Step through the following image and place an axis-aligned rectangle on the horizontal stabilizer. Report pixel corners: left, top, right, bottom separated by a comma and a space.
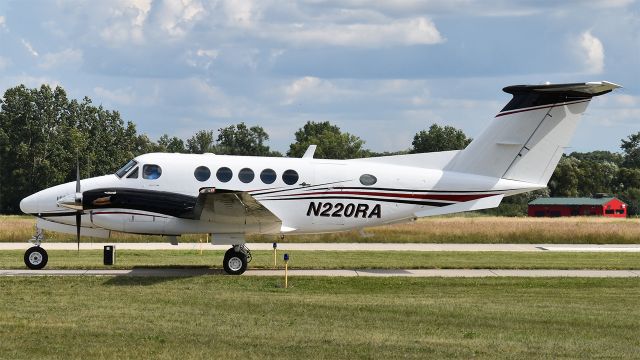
414, 195, 504, 218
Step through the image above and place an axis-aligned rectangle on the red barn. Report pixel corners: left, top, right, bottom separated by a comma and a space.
528, 197, 627, 218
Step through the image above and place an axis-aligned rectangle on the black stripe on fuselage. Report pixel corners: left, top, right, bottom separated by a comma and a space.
35, 211, 81, 218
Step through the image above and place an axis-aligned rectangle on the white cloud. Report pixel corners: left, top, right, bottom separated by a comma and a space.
39, 48, 83, 69
0, 15, 6, 30
21, 39, 39, 57
586, 0, 635, 8
613, 94, 640, 107
196, 49, 219, 58
99, 0, 152, 45
94, 86, 137, 105
578, 30, 605, 74
271, 17, 444, 47
185, 48, 219, 69
154, 0, 205, 38
224, 0, 259, 28
282, 76, 352, 105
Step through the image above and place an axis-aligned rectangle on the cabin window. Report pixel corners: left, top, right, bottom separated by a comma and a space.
194, 166, 211, 182
282, 169, 299, 185
115, 159, 138, 178
238, 168, 255, 183
605, 209, 615, 215
359, 174, 377, 186
216, 167, 233, 183
126, 167, 139, 179
260, 169, 277, 184
142, 164, 162, 180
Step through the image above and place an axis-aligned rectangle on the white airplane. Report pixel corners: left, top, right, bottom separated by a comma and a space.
19, 81, 620, 274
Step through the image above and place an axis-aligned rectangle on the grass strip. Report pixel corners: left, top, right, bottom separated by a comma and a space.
1, 250, 640, 270
0, 276, 638, 359
3, 215, 640, 244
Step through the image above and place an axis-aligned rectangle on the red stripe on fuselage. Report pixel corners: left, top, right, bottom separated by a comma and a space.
274, 191, 497, 202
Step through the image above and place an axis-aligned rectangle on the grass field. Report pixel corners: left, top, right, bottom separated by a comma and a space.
2, 215, 640, 244
0, 276, 638, 359
1, 250, 640, 270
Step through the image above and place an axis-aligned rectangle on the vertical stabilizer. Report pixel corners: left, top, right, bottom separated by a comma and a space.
445, 81, 620, 184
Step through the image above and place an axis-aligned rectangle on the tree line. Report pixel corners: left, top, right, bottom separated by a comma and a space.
1, 84, 638, 215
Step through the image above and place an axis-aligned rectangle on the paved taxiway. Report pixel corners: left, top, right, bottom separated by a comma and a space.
1, 269, 639, 278
2, 243, 640, 252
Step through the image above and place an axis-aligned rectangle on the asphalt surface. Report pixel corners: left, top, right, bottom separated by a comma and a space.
2, 242, 640, 252
1, 268, 639, 277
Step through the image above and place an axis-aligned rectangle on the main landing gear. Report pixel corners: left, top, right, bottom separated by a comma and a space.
25, 227, 48, 270
223, 244, 252, 275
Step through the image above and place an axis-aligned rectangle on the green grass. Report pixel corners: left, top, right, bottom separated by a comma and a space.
0, 276, 638, 359
1, 250, 640, 270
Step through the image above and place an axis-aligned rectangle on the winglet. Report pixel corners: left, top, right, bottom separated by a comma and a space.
302, 145, 317, 158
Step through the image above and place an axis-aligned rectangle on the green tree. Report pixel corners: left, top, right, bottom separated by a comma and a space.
0, 84, 146, 213
576, 159, 618, 196
616, 167, 640, 190
158, 134, 186, 153
287, 121, 366, 159
216, 122, 281, 156
548, 156, 581, 197
621, 132, 640, 168
186, 130, 216, 154
410, 124, 472, 153
569, 150, 623, 166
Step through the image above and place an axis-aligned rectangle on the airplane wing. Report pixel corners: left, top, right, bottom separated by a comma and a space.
192, 188, 282, 228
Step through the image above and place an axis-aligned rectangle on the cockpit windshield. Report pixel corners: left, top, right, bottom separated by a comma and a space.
115, 159, 138, 178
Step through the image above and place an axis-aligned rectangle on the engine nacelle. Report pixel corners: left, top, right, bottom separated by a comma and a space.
91, 210, 169, 234
90, 209, 281, 235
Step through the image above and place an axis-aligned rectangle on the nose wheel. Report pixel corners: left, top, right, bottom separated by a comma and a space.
24, 246, 48, 270
223, 245, 251, 275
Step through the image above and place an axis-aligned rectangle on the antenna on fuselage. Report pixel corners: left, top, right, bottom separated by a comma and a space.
302, 145, 317, 159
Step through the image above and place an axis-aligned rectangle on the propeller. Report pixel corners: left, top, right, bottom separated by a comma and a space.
75, 155, 81, 252
55, 154, 84, 251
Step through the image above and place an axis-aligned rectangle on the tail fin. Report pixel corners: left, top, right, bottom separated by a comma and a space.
445, 81, 620, 184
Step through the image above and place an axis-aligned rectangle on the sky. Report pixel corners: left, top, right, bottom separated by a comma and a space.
0, 0, 638, 154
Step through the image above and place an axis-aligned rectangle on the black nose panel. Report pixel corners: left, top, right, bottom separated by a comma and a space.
82, 188, 197, 218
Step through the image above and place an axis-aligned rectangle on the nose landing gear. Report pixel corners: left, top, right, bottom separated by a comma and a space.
24, 246, 48, 270
25, 227, 48, 270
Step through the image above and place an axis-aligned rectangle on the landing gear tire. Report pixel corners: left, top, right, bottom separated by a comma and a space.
24, 246, 48, 270
223, 247, 248, 275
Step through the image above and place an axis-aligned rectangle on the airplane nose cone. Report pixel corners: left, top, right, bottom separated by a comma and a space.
19, 194, 39, 214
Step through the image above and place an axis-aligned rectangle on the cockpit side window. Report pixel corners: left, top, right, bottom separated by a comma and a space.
115, 160, 138, 178
126, 167, 139, 179
143, 164, 162, 180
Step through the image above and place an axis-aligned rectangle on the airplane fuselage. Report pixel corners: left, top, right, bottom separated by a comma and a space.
19, 153, 536, 237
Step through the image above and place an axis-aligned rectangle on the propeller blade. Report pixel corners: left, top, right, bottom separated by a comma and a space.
76, 154, 81, 193
76, 212, 81, 252
75, 153, 81, 252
